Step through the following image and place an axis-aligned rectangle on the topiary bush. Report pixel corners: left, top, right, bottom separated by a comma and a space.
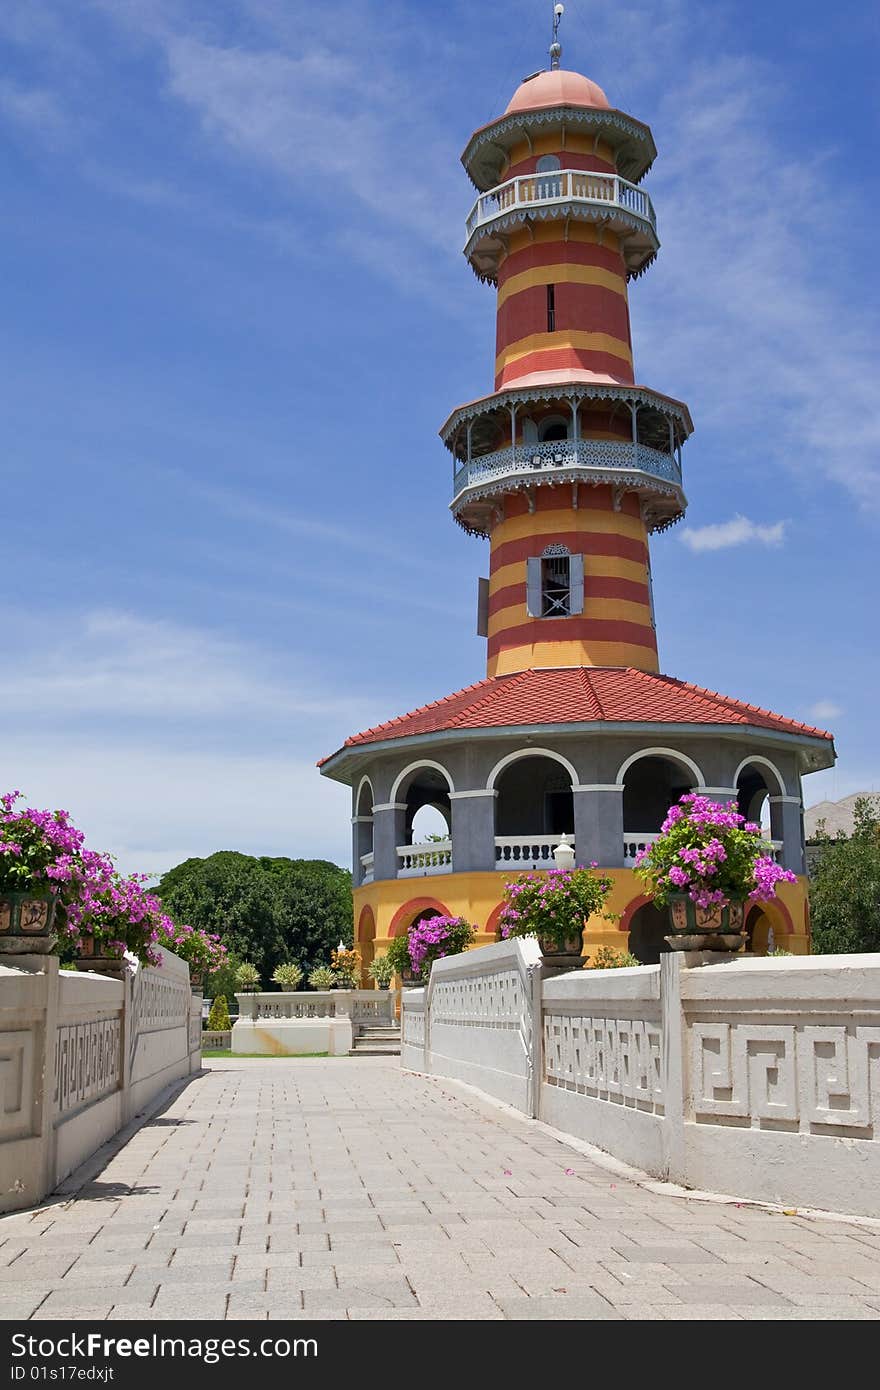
207, 995, 231, 1030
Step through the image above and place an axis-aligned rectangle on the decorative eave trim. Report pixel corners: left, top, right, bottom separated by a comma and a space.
464, 203, 658, 284
461, 105, 657, 190
319, 721, 836, 785
439, 382, 694, 443
450, 467, 686, 537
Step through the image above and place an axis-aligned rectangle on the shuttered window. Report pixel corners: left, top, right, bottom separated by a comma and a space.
525, 554, 584, 618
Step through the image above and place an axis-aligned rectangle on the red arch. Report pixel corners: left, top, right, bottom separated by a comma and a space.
619, 893, 654, 935
388, 897, 452, 938
485, 901, 507, 939
357, 905, 376, 944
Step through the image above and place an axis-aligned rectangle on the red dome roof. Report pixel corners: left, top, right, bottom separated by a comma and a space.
505, 68, 610, 115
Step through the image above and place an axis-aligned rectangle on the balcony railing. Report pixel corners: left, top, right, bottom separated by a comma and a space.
360, 852, 374, 885
465, 169, 656, 244
397, 841, 453, 878
495, 836, 570, 870
453, 439, 681, 503
622, 832, 659, 866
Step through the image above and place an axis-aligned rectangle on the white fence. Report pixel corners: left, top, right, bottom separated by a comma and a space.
0, 948, 201, 1214
402, 949, 880, 1219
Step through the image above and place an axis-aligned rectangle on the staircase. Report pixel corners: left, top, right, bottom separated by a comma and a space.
350, 1023, 401, 1057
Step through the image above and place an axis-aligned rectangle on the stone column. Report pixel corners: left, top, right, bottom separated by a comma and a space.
573, 785, 624, 867
371, 803, 407, 882
450, 790, 497, 873
694, 786, 739, 807
351, 816, 372, 886
769, 796, 805, 875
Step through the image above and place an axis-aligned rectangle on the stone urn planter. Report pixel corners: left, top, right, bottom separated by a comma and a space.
537, 934, 587, 971
0, 889, 59, 955
73, 935, 127, 978
189, 968, 205, 994
664, 894, 745, 953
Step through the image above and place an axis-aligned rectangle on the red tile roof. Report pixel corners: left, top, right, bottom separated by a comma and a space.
319, 667, 833, 765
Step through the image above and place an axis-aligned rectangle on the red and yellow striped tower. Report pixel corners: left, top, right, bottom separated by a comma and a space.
441, 58, 692, 677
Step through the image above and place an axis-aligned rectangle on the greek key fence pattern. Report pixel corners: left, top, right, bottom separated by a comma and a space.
54, 1017, 122, 1118
691, 1021, 880, 1136
544, 1013, 664, 1113
432, 970, 530, 1037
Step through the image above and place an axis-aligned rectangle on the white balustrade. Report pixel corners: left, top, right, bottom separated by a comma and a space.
396, 841, 453, 877
622, 832, 659, 866
360, 851, 374, 884
453, 439, 681, 502
494, 836, 571, 870
465, 168, 656, 242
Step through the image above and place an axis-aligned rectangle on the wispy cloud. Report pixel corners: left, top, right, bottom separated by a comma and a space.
0, 78, 70, 147
807, 700, 843, 723
680, 515, 787, 552
0, 607, 376, 727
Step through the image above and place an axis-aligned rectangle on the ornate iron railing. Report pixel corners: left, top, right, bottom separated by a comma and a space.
453, 439, 681, 501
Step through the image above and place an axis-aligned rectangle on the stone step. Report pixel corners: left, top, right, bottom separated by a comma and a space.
350, 1046, 401, 1056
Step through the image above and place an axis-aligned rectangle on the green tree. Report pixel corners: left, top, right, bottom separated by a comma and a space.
156, 852, 352, 982
810, 796, 880, 954
207, 995, 231, 1030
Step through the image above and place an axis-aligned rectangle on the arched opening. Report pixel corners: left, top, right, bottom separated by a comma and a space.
357, 905, 376, 984
535, 153, 562, 198
494, 752, 574, 870
627, 901, 671, 965
622, 753, 696, 866
538, 414, 570, 443
392, 763, 454, 878
355, 779, 374, 884
736, 760, 779, 856
745, 904, 773, 956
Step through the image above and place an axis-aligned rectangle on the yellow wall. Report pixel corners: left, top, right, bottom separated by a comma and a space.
354, 869, 812, 980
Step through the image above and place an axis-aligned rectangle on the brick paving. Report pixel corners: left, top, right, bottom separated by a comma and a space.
2, 1057, 880, 1321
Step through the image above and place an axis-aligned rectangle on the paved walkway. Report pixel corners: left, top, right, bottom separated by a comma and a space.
3, 1058, 880, 1321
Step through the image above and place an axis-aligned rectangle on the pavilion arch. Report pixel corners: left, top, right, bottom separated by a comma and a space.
615, 746, 704, 788
355, 776, 375, 816
732, 755, 787, 798
356, 905, 376, 981
388, 897, 453, 938
389, 759, 455, 804
354, 777, 374, 874
486, 747, 579, 791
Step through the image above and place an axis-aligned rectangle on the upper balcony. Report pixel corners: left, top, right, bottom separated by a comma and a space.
464, 169, 659, 282
452, 438, 685, 537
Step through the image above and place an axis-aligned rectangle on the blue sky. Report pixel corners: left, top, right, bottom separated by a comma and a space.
2, 0, 878, 875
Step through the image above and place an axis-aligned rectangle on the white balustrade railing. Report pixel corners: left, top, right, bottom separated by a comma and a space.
495, 836, 571, 870
465, 168, 656, 242
396, 841, 453, 877
453, 439, 681, 501
360, 851, 374, 884
622, 832, 660, 866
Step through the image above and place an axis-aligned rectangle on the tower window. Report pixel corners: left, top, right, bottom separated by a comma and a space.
547, 284, 556, 332
541, 553, 570, 615
526, 550, 584, 618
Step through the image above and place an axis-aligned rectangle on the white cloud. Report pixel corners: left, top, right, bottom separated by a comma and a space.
0, 78, 70, 146
3, 735, 351, 877
679, 515, 787, 552
0, 607, 378, 728
807, 700, 843, 723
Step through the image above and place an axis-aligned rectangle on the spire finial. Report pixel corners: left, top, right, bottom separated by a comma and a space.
550, 3, 564, 70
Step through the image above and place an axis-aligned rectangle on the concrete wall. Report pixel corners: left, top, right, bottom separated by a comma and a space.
0, 949, 201, 1214
403, 948, 880, 1219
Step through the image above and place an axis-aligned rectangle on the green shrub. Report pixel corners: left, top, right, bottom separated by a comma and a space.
590, 946, 640, 970
308, 965, 335, 990
272, 962, 304, 990
207, 995, 231, 1030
